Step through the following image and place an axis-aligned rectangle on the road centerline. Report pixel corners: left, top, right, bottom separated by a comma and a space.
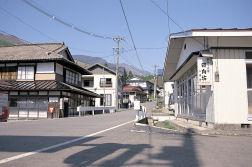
0, 120, 134, 165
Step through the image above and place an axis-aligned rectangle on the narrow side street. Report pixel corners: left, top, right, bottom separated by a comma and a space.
1, 105, 252, 167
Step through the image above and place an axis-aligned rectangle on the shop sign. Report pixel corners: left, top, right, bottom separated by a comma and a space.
197, 57, 213, 85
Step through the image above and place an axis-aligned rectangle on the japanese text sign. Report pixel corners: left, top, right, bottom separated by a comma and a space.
197, 57, 213, 85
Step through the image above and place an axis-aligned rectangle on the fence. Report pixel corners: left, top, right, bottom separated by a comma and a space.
77, 106, 115, 117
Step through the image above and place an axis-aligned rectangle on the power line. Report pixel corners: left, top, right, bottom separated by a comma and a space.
119, 0, 144, 71
0, 6, 58, 42
22, 0, 113, 40
0, 7, 113, 55
123, 47, 167, 53
0, 28, 64, 55
150, 0, 185, 32
150, 0, 204, 47
150, 0, 184, 32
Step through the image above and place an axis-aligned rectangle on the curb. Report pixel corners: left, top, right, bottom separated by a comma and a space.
166, 120, 252, 137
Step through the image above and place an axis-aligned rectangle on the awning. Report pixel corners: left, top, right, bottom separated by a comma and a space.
169, 52, 199, 80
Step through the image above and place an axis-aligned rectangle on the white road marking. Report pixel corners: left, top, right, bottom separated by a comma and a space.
0, 120, 134, 164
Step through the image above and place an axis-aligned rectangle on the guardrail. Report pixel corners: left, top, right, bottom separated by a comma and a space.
77, 106, 116, 117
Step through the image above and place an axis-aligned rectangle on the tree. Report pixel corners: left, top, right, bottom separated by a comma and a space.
122, 68, 128, 86
104, 62, 108, 67
128, 70, 133, 79
123, 68, 128, 80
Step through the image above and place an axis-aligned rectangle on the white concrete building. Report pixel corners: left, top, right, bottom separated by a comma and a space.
163, 28, 252, 127
82, 63, 122, 108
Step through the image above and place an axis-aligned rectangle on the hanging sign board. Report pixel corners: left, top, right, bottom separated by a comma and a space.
197, 57, 213, 85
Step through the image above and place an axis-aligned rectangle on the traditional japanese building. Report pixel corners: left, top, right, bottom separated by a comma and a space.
163, 28, 252, 127
0, 43, 100, 119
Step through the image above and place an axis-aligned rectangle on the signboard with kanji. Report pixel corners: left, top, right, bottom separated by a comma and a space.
197, 57, 213, 85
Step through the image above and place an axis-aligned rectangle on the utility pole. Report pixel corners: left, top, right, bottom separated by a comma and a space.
103, 67, 105, 114
113, 37, 123, 111
154, 65, 158, 107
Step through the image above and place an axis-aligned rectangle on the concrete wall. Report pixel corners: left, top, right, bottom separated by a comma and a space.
83, 74, 117, 107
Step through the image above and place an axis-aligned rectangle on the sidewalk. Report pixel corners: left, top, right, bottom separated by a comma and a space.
167, 119, 252, 136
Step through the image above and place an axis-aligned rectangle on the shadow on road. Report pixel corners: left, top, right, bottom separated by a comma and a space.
64, 143, 151, 166
63, 129, 200, 167
150, 128, 200, 167
0, 135, 100, 153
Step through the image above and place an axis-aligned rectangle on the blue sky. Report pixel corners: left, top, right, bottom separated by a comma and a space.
0, 0, 252, 73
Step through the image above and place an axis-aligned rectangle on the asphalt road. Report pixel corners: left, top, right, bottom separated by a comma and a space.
0, 107, 252, 167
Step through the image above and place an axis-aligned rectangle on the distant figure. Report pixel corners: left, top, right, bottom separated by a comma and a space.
128, 100, 131, 108
134, 98, 140, 121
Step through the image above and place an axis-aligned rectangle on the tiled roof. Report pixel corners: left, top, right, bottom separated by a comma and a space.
123, 85, 145, 93
0, 43, 66, 61
190, 28, 252, 32
75, 60, 91, 69
0, 80, 101, 97
87, 63, 116, 75
0, 43, 92, 75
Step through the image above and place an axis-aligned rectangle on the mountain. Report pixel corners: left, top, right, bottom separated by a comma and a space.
72, 55, 151, 76
0, 33, 25, 45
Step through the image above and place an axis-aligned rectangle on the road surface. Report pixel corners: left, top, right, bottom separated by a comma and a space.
0, 107, 252, 167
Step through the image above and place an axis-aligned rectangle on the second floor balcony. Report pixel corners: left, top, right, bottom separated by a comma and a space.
100, 78, 112, 88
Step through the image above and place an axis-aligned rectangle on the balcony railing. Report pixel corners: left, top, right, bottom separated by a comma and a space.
100, 83, 112, 87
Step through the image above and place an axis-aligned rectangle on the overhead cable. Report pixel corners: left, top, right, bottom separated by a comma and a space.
0, 29, 114, 60
150, 0, 204, 46
22, 0, 113, 40
0, 7, 114, 55
119, 0, 144, 71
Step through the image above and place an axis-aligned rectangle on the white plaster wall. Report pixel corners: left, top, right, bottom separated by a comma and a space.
164, 81, 174, 108
176, 38, 204, 69
212, 49, 249, 124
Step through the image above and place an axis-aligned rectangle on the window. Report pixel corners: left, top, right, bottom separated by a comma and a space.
247, 64, 252, 88
246, 64, 252, 119
246, 51, 252, 59
83, 80, 93, 87
17, 66, 34, 80
83, 77, 94, 87
100, 78, 112, 87
0, 66, 17, 80
65, 69, 79, 85
100, 94, 112, 106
